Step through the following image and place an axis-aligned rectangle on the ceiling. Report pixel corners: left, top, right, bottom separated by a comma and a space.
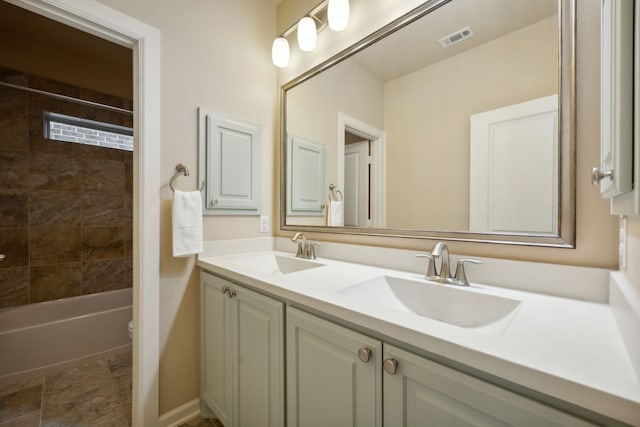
353, 0, 558, 82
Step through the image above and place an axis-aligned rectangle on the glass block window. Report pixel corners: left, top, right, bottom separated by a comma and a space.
44, 112, 133, 151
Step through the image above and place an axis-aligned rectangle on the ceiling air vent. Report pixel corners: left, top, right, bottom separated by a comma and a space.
438, 26, 474, 48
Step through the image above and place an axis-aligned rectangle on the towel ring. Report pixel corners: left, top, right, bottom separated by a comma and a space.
329, 184, 343, 201
170, 163, 204, 192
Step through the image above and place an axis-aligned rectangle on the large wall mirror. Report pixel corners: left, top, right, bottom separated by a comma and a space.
281, 0, 575, 247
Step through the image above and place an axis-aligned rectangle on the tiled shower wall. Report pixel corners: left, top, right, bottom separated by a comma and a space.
0, 67, 133, 309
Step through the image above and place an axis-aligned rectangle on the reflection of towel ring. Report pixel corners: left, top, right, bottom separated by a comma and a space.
329, 184, 343, 201
170, 163, 205, 192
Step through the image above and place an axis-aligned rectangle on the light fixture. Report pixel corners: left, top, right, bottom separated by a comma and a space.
328, 0, 350, 32
272, 37, 290, 68
297, 16, 317, 52
271, 0, 351, 68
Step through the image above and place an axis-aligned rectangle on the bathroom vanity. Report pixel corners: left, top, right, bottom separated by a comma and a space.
197, 239, 639, 427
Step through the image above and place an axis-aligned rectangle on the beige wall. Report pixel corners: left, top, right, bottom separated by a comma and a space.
287, 60, 384, 225
92, 0, 277, 414
384, 17, 557, 230
276, 0, 619, 270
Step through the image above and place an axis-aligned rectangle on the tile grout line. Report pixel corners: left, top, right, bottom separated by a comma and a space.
38, 375, 44, 427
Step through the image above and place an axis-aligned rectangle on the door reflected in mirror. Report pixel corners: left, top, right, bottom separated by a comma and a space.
283, 0, 575, 246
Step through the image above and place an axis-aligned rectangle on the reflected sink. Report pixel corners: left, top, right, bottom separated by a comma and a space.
229, 253, 325, 275
339, 276, 521, 328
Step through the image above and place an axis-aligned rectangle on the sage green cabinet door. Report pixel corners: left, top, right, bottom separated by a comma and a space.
232, 284, 284, 427
286, 307, 382, 427
200, 272, 233, 426
200, 272, 284, 427
383, 344, 596, 427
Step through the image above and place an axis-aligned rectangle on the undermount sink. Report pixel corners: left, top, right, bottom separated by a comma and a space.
229, 253, 325, 275
339, 275, 521, 328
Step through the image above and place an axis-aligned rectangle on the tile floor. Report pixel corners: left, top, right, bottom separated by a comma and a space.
0, 350, 131, 426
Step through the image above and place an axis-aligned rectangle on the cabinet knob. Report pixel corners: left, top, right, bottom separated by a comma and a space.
229, 289, 237, 298
383, 358, 399, 375
591, 167, 614, 185
221, 286, 230, 295
357, 347, 372, 363
0, 254, 5, 262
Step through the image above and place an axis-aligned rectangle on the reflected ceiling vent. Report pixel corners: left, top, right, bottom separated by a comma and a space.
438, 26, 474, 48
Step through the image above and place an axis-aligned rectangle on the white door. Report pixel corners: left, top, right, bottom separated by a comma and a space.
344, 141, 370, 227
470, 95, 558, 234
286, 307, 382, 427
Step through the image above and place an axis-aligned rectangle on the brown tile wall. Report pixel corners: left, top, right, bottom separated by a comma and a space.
0, 67, 133, 308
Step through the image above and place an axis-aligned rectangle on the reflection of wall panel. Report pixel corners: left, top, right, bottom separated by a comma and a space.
384, 16, 558, 231
287, 135, 325, 216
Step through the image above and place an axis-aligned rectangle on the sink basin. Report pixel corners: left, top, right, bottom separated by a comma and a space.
339, 276, 521, 328
229, 254, 325, 275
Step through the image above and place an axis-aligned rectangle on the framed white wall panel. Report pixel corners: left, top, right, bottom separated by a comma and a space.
286, 135, 325, 216
610, 0, 640, 215
600, 0, 633, 200
198, 108, 262, 215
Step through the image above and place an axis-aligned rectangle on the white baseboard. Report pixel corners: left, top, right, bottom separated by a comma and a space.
158, 398, 200, 427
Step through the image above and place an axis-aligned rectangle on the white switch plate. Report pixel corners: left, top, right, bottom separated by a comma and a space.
260, 215, 269, 233
620, 215, 628, 270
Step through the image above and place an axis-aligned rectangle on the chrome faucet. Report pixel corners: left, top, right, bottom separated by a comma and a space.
431, 241, 451, 281
291, 232, 318, 259
416, 241, 482, 286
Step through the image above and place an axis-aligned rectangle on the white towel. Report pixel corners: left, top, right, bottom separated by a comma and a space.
172, 190, 203, 257
327, 199, 344, 227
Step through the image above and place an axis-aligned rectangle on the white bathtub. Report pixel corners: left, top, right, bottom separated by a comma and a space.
0, 288, 132, 387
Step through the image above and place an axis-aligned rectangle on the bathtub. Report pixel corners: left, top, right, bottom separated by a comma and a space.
0, 288, 132, 387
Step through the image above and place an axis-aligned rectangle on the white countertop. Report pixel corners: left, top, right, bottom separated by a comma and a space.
197, 243, 640, 426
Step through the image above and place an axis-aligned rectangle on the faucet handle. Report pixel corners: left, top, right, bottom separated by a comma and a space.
307, 242, 320, 259
453, 258, 483, 286
415, 253, 437, 277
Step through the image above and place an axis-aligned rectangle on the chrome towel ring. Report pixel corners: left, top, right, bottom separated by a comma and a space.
329, 184, 343, 201
170, 163, 204, 192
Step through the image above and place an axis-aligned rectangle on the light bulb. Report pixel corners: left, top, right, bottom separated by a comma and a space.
272, 37, 289, 68
328, 0, 350, 32
297, 16, 317, 52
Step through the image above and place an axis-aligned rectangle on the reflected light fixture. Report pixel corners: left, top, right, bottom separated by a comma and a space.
328, 0, 350, 32
297, 16, 317, 52
271, 0, 350, 68
272, 37, 290, 68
